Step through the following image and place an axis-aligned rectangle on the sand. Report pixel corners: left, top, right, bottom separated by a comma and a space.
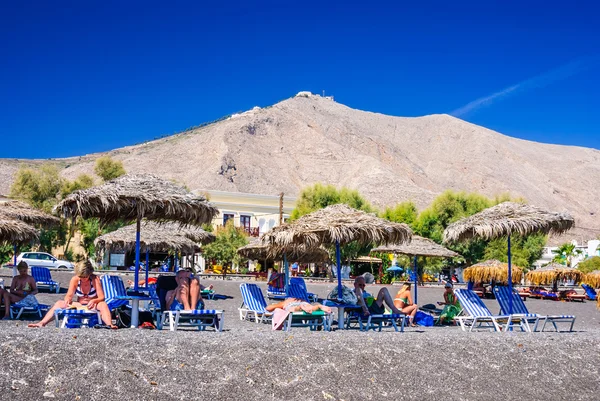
1, 269, 599, 400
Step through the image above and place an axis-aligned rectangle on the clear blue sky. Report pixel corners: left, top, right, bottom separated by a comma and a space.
1, 1, 598, 158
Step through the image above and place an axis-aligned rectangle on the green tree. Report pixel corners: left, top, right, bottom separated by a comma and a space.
483, 234, 546, 269
94, 156, 126, 182
290, 183, 373, 220
10, 164, 63, 212
202, 221, 249, 275
380, 201, 418, 225
551, 243, 583, 267
577, 256, 600, 274
60, 174, 95, 198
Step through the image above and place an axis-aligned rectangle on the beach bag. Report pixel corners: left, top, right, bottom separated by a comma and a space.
414, 311, 434, 327
327, 285, 358, 304
114, 307, 154, 329
15, 294, 39, 308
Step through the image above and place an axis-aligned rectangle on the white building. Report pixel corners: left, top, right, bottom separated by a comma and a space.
535, 239, 600, 268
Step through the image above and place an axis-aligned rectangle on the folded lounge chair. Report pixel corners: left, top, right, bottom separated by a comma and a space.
494, 286, 575, 332
454, 289, 530, 332
31, 266, 60, 293
581, 284, 597, 301
239, 283, 274, 324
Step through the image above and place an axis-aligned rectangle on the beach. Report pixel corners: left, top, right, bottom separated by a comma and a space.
1, 270, 599, 401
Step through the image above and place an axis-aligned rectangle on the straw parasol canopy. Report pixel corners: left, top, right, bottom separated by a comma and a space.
443, 202, 575, 243
371, 235, 460, 258
262, 204, 412, 249
463, 260, 524, 284
0, 200, 60, 227
525, 262, 583, 285
142, 221, 216, 245
0, 218, 39, 245
237, 240, 331, 264
583, 270, 600, 289
54, 173, 219, 225
94, 222, 205, 255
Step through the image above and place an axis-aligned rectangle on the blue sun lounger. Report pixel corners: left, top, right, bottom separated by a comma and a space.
10, 301, 49, 320
494, 286, 575, 332
454, 289, 530, 332
31, 266, 60, 293
581, 284, 597, 301
238, 283, 273, 324
289, 277, 318, 302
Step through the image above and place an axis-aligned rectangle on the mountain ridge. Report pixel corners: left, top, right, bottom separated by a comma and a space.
1, 93, 599, 241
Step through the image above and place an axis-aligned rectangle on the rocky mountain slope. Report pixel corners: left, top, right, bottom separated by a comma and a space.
1, 93, 599, 239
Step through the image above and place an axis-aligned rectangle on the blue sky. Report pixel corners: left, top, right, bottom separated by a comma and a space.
1, 1, 598, 158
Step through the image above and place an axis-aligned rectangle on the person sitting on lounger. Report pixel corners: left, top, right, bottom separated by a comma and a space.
28, 261, 116, 329
165, 270, 207, 311
354, 276, 405, 320
265, 297, 332, 314
437, 282, 461, 325
1, 262, 38, 319
393, 282, 419, 327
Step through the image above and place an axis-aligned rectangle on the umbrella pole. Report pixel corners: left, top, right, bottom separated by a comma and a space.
284, 253, 289, 294
13, 244, 17, 266
413, 255, 418, 304
507, 235, 513, 315
336, 241, 342, 302
134, 218, 141, 292
145, 249, 150, 288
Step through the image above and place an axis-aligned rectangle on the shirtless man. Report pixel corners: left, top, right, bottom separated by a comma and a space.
354, 276, 403, 316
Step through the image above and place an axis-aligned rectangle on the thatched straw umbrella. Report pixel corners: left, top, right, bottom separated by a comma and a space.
0, 200, 60, 265
238, 240, 331, 264
583, 270, 600, 289
0, 218, 39, 245
0, 200, 60, 226
443, 202, 574, 314
371, 235, 460, 303
54, 174, 218, 327
95, 221, 214, 280
463, 260, 524, 284
525, 262, 583, 291
262, 204, 412, 299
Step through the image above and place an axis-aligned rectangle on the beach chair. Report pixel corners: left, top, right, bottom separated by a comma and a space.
267, 272, 286, 300
155, 279, 223, 332
54, 309, 101, 328
274, 283, 332, 331
10, 300, 49, 319
494, 286, 575, 332
289, 277, 318, 302
238, 283, 274, 324
454, 289, 530, 332
31, 266, 60, 293
101, 275, 133, 311
345, 309, 407, 332
581, 284, 597, 301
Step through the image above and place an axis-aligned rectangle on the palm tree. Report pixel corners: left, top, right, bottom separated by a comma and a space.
551, 243, 583, 267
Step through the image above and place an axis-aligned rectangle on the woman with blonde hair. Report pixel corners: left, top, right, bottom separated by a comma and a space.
29, 261, 116, 329
393, 282, 418, 327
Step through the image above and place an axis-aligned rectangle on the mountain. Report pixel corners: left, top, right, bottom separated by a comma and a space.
1, 93, 599, 241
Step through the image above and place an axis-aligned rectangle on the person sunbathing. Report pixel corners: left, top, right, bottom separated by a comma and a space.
354, 276, 405, 319
28, 261, 117, 329
266, 297, 332, 314
165, 270, 206, 311
393, 282, 419, 326
2, 262, 38, 319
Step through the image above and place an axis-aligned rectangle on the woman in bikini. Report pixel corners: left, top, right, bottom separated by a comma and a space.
28, 261, 116, 329
393, 282, 419, 327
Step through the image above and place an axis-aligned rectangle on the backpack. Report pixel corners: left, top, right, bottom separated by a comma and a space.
327, 285, 358, 304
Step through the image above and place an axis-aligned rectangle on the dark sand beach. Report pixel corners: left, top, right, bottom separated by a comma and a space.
1, 269, 599, 401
